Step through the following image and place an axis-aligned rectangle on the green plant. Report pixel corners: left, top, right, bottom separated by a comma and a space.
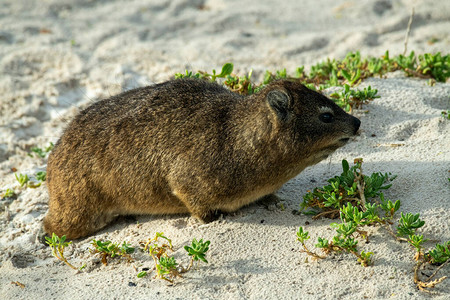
296, 227, 324, 259
45, 233, 78, 270
414, 240, 450, 291
156, 256, 179, 280
298, 194, 392, 267
1, 188, 16, 199
35, 171, 47, 182
341, 68, 361, 86
358, 251, 374, 267
141, 232, 179, 282
90, 240, 135, 265
224, 70, 261, 95
427, 241, 450, 264
297, 158, 449, 291
409, 234, 427, 255
175, 63, 261, 95
184, 238, 211, 267
15, 172, 43, 188
351, 86, 380, 101
29, 142, 54, 158
367, 57, 383, 75
174, 70, 201, 79
175, 63, 233, 82
395, 51, 417, 71
397, 212, 425, 237
174, 51, 449, 113
140, 233, 210, 283
300, 159, 396, 218
418, 52, 449, 82
329, 84, 379, 112
15, 173, 29, 187
441, 110, 450, 120
137, 271, 148, 278
298, 223, 373, 267
330, 85, 353, 112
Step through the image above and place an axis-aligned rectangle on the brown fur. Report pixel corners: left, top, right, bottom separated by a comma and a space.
43, 79, 360, 239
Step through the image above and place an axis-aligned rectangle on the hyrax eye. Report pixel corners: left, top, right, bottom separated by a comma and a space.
319, 112, 334, 123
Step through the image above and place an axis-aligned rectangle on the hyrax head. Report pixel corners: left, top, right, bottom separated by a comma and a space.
261, 80, 361, 164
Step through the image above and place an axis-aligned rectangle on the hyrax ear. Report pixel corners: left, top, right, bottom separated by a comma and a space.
266, 90, 292, 122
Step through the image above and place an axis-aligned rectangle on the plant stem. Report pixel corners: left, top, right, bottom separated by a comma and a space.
57, 249, 78, 270
300, 244, 326, 259
424, 260, 449, 283
414, 260, 448, 292
312, 209, 340, 220
404, 68, 430, 79
403, 7, 415, 56
381, 224, 408, 242
353, 168, 366, 210
186, 258, 194, 272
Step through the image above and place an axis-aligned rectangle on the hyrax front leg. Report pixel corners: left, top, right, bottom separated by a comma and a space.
258, 194, 281, 209
171, 189, 219, 223
196, 209, 222, 223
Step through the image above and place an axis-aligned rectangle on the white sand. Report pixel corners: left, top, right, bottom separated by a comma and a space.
1, 0, 449, 299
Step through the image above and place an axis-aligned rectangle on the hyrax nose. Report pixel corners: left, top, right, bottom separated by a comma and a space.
352, 116, 361, 134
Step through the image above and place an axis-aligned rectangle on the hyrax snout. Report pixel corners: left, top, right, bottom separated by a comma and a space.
44, 78, 360, 239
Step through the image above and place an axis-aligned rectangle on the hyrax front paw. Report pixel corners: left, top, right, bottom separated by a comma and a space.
196, 210, 222, 223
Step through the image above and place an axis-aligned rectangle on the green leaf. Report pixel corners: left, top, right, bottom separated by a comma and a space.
315, 237, 329, 248
302, 210, 318, 216
218, 63, 233, 77
428, 241, 450, 264
342, 159, 349, 173
36, 171, 47, 181
185, 238, 210, 263
137, 271, 148, 278
297, 227, 310, 243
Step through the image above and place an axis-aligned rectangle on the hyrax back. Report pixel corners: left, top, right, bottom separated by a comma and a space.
44, 78, 360, 239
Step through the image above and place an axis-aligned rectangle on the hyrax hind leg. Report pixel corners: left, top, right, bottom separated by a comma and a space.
43, 196, 116, 240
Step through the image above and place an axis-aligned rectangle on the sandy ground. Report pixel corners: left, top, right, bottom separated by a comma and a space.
0, 0, 449, 299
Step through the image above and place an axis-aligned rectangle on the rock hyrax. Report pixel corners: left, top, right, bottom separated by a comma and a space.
44, 78, 360, 239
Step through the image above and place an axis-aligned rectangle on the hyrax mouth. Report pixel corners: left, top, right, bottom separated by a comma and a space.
338, 116, 361, 145
314, 134, 354, 161
327, 124, 360, 149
